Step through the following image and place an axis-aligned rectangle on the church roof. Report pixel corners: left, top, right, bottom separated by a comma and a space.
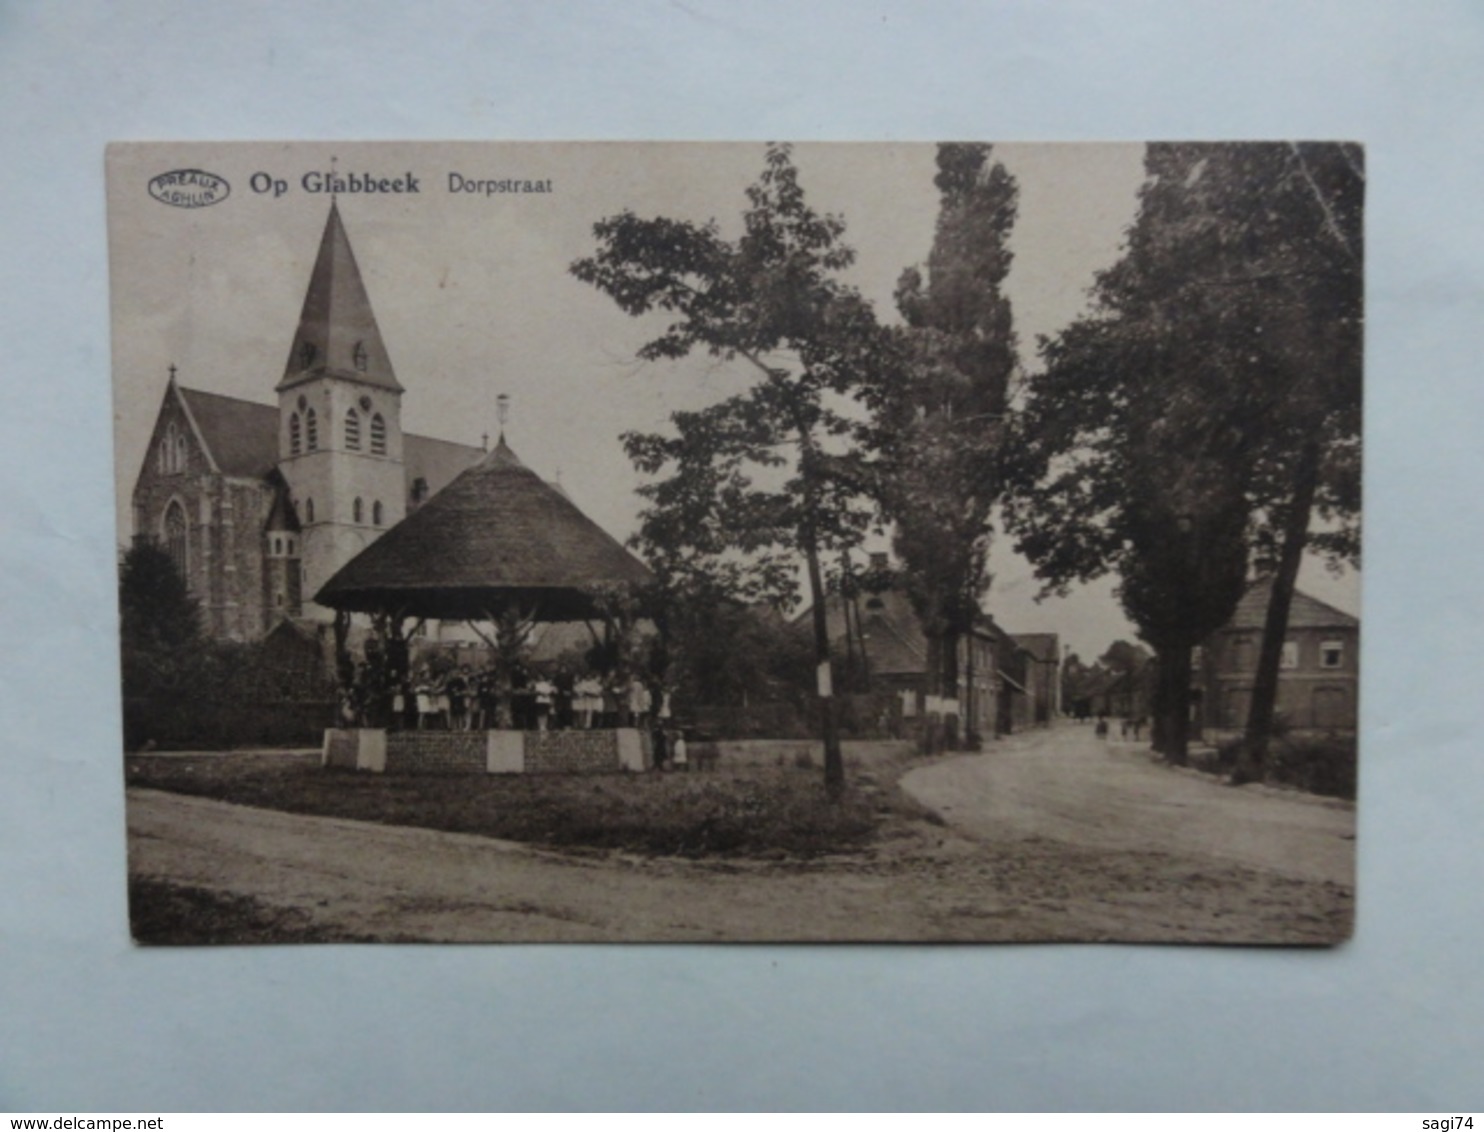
315, 437, 653, 622
176, 386, 483, 496
178, 387, 281, 477
276, 201, 403, 394
1225, 581, 1360, 631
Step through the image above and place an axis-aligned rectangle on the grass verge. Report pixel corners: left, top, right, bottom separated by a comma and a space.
129, 877, 374, 944
126, 743, 933, 859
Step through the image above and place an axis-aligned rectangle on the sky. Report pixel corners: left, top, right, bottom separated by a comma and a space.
108, 140, 1359, 660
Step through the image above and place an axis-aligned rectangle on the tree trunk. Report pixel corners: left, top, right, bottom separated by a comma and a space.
803, 529, 845, 797
1235, 441, 1321, 784
1157, 645, 1193, 765
963, 625, 980, 750
1151, 661, 1169, 754
942, 626, 962, 749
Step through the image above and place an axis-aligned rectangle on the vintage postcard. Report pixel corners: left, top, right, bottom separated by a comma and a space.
109, 141, 1361, 944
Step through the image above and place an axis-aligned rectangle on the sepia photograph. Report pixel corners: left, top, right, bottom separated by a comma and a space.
109, 140, 1361, 945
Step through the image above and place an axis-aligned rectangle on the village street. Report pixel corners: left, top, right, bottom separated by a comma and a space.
127, 724, 1355, 944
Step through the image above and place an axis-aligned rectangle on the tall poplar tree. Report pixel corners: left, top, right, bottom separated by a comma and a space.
869, 144, 1019, 746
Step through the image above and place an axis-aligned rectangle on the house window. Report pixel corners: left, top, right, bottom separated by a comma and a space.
353, 497, 363, 524
305, 408, 318, 451
370, 413, 386, 455
289, 412, 302, 456
1320, 640, 1344, 669
372, 500, 383, 526
345, 408, 361, 451
1280, 640, 1299, 670
163, 501, 188, 579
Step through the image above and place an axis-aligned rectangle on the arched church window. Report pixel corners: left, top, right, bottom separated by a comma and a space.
289, 412, 302, 456
163, 501, 188, 578
305, 497, 315, 524
158, 424, 173, 473
353, 498, 363, 524
345, 408, 361, 451
174, 431, 188, 473
370, 413, 386, 455
372, 500, 383, 526
305, 408, 318, 451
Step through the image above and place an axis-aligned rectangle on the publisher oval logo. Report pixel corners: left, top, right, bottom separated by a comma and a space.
148, 169, 231, 209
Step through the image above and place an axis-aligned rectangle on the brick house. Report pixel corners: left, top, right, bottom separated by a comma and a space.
1198, 582, 1359, 736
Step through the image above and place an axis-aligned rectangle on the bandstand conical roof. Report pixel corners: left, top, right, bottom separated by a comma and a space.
315, 438, 653, 622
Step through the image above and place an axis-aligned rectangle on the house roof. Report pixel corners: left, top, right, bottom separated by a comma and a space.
815, 587, 1007, 678
315, 438, 653, 622
1225, 580, 1360, 631
1012, 632, 1060, 663
176, 385, 484, 498
277, 201, 402, 394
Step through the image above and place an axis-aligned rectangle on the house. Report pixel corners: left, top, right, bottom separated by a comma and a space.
1198, 582, 1359, 735
1011, 632, 1062, 725
815, 563, 1056, 740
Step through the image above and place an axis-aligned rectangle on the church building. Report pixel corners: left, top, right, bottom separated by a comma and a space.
130, 202, 488, 640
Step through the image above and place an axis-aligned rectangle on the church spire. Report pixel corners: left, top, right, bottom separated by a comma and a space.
276, 200, 403, 393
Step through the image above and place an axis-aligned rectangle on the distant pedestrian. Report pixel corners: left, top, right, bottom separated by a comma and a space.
1095, 714, 1109, 739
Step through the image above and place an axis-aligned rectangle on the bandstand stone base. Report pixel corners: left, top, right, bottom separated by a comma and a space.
322, 727, 648, 775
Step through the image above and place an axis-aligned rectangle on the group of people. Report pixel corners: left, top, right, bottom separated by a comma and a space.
390, 663, 673, 734
1093, 713, 1146, 740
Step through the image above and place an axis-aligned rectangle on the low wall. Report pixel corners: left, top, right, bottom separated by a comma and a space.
385, 731, 486, 774
324, 728, 647, 774
525, 729, 623, 773
322, 728, 385, 772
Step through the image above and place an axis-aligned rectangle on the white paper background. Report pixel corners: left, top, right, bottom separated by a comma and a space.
1, 0, 1478, 1111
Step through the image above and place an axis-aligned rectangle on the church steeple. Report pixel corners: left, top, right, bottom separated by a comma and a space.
277, 201, 403, 393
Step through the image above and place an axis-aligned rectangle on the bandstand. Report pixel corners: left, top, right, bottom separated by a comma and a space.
314, 437, 657, 774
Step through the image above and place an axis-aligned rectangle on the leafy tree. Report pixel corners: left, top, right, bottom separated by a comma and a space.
867, 144, 1019, 746
572, 144, 889, 793
1007, 143, 1361, 767
1007, 147, 1268, 763
1225, 143, 1362, 781
1099, 639, 1151, 677
118, 537, 203, 699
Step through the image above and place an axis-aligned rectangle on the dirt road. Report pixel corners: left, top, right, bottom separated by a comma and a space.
903, 724, 1356, 886
127, 726, 1355, 943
